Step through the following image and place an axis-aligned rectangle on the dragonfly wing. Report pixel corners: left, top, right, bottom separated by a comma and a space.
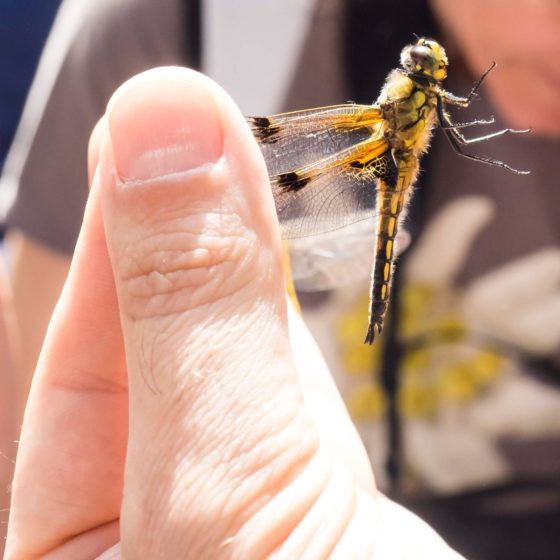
289, 223, 411, 291
248, 104, 383, 175
272, 133, 393, 239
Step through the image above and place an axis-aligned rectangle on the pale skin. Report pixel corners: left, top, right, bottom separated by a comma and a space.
4, 68, 464, 559
0, 261, 18, 554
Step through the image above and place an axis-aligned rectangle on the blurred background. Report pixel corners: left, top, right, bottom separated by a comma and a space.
1, 1, 559, 558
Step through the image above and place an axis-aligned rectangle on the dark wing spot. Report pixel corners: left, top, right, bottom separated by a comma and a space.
247, 116, 281, 144
274, 171, 311, 192
248, 116, 270, 129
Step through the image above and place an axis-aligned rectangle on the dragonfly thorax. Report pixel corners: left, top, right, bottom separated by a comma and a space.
378, 69, 438, 159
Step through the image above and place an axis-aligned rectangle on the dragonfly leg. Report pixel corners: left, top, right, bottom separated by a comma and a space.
438, 97, 529, 144
439, 116, 495, 130
449, 126, 530, 145
437, 96, 530, 174
442, 128, 530, 174
441, 94, 529, 144
442, 61, 497, 108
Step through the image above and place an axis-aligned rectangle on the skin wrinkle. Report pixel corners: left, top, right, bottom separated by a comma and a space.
208, 383, 307, 478
125, 288, 281, 399
128, 299, 283, 387
121, 264, 283, 338
115, 223, 263, 322
103, 146, 284, 325
132, 330, 299, 474
124, 312, 312, 553
41, 521, 121, 560
138, 323, 171, 395
294, 465, 357, 559
329, 489, 377, 559
236, 451, 333, 559
163, 308, 282, 411
118, 259, 259, 322
121, 246, 252, 298
171, 416, 315, 537
43, 369, 128, 397
159, 417, 319, 557
118, 216, 253, 282
124, 425, 316, 557
224, 417, 319, 521
118, 226, 256, 291
113, 159, 247, 232
48, 358, 128, 394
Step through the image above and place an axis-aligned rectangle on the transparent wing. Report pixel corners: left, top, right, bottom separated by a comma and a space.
271, 132, 392, 239
248, 104, 383, 175
249, 103, 409, 290
288, 222, 411, 291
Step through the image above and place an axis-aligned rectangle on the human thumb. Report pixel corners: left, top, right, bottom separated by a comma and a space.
97, 68, 319, 557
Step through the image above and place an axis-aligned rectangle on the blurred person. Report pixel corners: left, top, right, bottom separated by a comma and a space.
0, 0, 559, 558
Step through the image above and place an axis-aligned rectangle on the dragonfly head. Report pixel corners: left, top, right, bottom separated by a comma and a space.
401, 37, 448, 84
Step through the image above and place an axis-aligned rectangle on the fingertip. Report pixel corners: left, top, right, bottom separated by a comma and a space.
101, 67, 275, 240
106, 67, 224, 182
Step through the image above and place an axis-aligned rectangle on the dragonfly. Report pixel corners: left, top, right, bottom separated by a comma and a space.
248, 37, 529, 344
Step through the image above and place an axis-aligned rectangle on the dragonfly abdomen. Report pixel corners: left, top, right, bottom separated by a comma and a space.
365, 186, 409, 344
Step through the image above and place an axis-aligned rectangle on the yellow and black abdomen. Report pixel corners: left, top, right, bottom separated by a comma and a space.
365, 166, 416, 344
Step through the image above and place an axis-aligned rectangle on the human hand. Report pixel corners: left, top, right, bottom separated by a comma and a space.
430, 0, 560, 136
5, 68, 463, 559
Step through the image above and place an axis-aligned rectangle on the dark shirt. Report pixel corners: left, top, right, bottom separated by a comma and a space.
0, 0, 61, 168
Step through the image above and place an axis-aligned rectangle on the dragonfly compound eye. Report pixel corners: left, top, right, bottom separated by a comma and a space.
410, 45, 435, 69
404, 41, 448, 82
